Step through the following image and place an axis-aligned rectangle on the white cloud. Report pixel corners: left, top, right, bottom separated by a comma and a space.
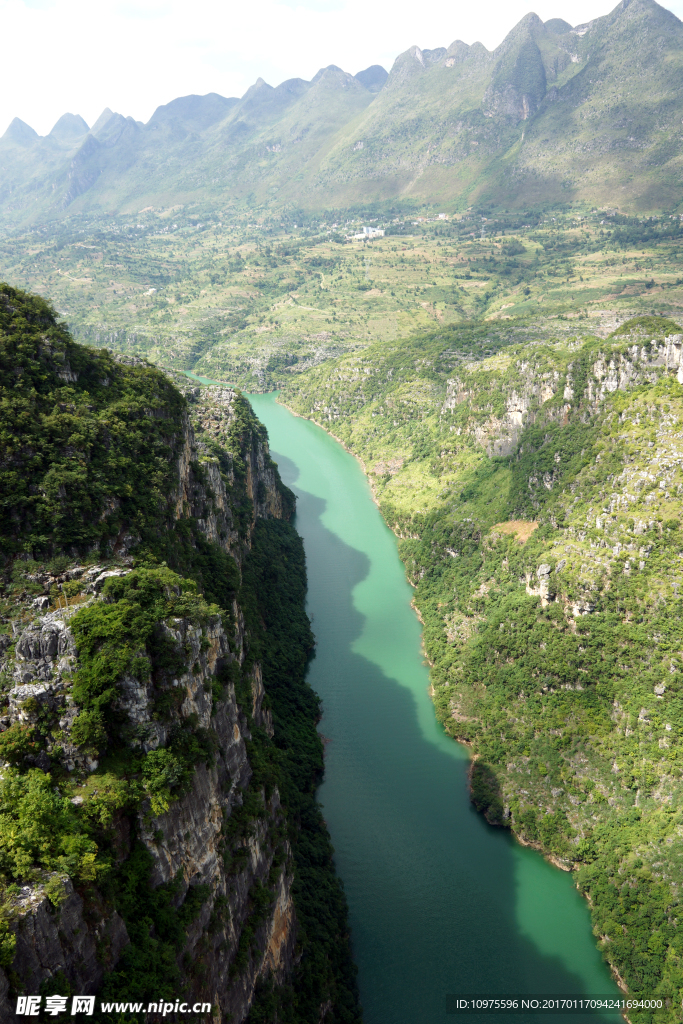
2, 0, 682, 136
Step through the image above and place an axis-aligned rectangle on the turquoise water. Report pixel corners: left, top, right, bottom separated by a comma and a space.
246, 391, 621, 1024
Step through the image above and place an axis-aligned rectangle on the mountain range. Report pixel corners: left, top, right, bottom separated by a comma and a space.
1, 0, 683, 222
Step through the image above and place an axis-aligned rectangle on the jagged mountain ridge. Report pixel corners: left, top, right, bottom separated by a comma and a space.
0, 0, 681, 220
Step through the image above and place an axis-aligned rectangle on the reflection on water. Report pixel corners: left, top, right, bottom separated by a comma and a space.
246, 392, 620, 1024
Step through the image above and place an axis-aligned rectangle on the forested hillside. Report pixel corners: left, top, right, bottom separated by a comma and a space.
281, 314, 683, 1020
0, 284, 361, 1023
2, 0, 683, 1016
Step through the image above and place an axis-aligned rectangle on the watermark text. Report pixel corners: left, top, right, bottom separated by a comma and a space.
15, 996, 212, 1016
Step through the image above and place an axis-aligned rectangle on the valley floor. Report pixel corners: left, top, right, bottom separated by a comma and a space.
4, 208, 683, 1020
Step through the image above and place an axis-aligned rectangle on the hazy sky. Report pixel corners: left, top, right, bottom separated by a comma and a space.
2, 0, 682, 137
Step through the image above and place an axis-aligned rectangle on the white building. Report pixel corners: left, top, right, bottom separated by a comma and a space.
351, 226, 384, 239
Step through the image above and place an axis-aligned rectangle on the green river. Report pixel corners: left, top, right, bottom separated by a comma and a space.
242, 389, 621, 1024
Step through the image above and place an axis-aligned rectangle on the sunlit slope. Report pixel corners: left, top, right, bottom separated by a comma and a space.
504, 0, 683, 211
307, 0, 683, 210
305, 14, 581, 206
280, 315, 683, 1014
2, 0, 683, 220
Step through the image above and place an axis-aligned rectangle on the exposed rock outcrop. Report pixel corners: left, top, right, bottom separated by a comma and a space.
172, 385, 291, 561
441, 333, 683, 456
0, 386, 298, 1021
0, 879, 129, 1019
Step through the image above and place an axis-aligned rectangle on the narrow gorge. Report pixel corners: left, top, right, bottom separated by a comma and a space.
0, 283, 360, 1022
277, 314, 683, 1019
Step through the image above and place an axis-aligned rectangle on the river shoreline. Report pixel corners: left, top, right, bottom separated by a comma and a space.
171, 381, 626, 1019
272, 393, 630, 1014
275, 397, 383, 507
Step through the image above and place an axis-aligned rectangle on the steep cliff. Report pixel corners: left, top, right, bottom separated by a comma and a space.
280, 314, 683, 1019
0, 284, 361, 1023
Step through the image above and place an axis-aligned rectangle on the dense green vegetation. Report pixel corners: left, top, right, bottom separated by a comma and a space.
0, 283, 185, 559
282, 315, 683, 1021
97, 844, 211, 1014
0, 285, 360, 1022
68, 565, 219, 770
239, 520, 361, 1024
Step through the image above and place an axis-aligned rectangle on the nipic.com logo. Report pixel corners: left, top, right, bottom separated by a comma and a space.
16, 996, 95, 1016
15, 996, 213, 1016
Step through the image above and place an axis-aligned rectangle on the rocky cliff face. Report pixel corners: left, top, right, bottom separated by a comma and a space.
441, 332, 683, 457
134, 608, 296, 1023
173, 383, 291, 542
0, 383, 297, 1020
0, 285, 361, 1023
0, 598, 297, 1020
